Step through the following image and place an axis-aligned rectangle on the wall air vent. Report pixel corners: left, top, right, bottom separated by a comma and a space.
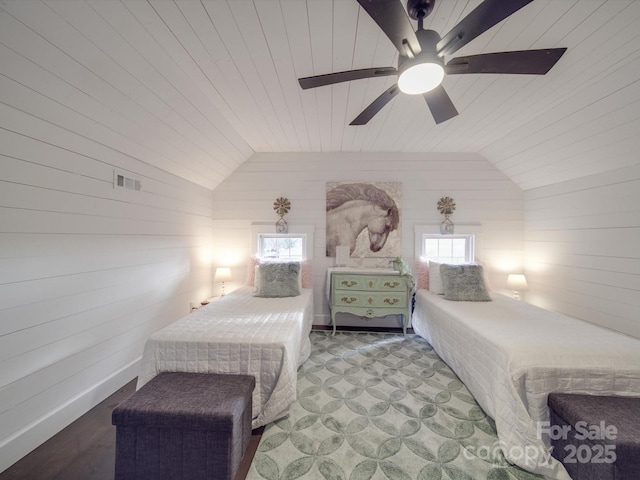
113, 171, 141, 191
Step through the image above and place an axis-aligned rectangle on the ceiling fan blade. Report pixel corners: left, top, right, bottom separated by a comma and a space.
423, 85, 458, 124
437, 0, 534, 57
357, 0, 421, 57
350, 84, 400, 125
445, 48, 567, 75
298, 67, 397, 90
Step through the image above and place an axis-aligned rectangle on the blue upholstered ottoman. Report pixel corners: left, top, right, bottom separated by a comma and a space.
112, 372, 255, 480
548, 393, 640, 480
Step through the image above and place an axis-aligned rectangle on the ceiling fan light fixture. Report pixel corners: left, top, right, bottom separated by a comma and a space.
297, 2, 565, 125
397, 28, 444, 95
398, 62, 444, 94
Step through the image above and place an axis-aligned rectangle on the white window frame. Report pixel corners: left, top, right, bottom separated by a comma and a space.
250, 222, 314, 260
414, 224, 482, 263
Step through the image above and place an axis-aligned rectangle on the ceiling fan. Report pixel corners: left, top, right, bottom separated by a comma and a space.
298, 0, 566, 125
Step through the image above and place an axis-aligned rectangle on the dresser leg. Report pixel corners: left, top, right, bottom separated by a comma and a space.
331, 313, 336, 336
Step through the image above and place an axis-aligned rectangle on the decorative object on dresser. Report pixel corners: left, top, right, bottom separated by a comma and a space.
335, 245, 350, 267
326, 182, 401, 258
328, 268, 412, 336
392, 256, 411, 275
437, 196, 456, 234
506, 273, 528, 300
273, 197, 290, 233
214, 267, 232, 296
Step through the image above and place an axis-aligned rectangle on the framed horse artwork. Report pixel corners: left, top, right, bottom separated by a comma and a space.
326, 182, 401, 258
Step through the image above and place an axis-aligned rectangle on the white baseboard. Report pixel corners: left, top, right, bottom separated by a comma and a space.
0, 358, 140, 474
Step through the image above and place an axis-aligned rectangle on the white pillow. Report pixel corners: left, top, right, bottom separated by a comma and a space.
428, 261, 444, 295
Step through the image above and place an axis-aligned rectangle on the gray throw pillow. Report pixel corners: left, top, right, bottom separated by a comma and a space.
440, 264, 491, 302
254, 262, 301, 298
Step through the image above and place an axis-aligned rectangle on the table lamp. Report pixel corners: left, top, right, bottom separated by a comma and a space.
214, 267, 232, 296
507, 273, 528, 300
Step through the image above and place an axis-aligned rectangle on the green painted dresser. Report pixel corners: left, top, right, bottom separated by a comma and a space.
329, 268, 411, 336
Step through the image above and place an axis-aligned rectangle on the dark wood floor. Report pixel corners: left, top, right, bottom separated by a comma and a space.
0, 327, 408, 479
0, 380, 263, 480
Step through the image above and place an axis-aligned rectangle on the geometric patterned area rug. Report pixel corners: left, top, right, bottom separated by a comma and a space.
247, 331, 543, 480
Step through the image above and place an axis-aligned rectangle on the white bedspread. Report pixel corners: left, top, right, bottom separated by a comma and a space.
137, 287, 314, 428
412, 290, 640, 480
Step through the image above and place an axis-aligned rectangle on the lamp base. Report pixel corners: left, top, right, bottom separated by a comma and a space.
512, 290, 521, 300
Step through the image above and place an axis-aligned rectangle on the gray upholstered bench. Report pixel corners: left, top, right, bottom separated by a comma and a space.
548, 393, 640, 480
112, 372, 255, 480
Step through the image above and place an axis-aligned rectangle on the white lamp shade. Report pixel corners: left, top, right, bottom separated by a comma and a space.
507, 274, 528, 291
398, 63, 444, 95
214, 267, 232, 282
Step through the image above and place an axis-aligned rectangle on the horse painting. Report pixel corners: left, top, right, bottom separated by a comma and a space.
326, 182, 400, 257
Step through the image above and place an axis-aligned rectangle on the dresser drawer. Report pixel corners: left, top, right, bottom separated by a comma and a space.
333, 274, 406, 292
333, 291, 408, 309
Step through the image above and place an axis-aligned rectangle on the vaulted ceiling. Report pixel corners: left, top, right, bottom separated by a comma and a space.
2, 0, 639, 191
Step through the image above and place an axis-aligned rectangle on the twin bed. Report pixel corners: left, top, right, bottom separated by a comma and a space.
137, 286, 313, 428
412, 288, 640, 480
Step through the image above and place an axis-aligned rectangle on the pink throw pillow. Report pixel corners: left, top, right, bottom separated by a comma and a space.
301, 259, 312, 289
416, 257, 429, 290
245, 256, 259, 286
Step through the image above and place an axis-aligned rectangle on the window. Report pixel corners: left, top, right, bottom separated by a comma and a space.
422, 235, 474, 264
415, 225, 481, 264
251, 223, 314, 261
257, 234, 306, 260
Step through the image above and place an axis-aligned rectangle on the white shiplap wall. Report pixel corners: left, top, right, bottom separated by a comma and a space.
523, 164, 640, 339
211, 152, 524, 325
0, 0, 252, 192
0, 147, 213, 470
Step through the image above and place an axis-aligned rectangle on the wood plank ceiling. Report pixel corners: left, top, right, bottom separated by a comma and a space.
2, 0, 639, 191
